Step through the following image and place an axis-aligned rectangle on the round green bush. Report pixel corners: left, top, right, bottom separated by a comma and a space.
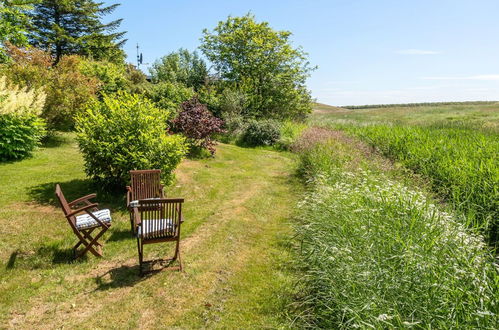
75, 92, 188, 187
241, 119, 281, 146
0, 114, 46, 161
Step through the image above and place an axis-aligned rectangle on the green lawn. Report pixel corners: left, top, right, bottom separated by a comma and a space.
0, 133, 302, 328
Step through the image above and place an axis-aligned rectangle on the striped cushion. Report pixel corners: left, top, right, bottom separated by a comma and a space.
138, 219, 176, 239
76, 209, 112, 229
129, 198, 160, 208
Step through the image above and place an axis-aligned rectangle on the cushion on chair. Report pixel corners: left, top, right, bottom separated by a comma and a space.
129, 198, 161, 208
138, 219, 176, 239
76, 209, 112, 229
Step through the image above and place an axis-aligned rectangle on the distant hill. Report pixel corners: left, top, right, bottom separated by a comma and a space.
312, 102, 349, 113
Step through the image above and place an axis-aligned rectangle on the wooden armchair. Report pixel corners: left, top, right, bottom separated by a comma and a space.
55, 184, 112, 259
126, 169, 164, 234
135, 198, 184, 274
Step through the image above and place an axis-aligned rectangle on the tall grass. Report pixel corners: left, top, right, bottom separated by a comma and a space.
295, 136, 499, 328
342, 124, 499, 245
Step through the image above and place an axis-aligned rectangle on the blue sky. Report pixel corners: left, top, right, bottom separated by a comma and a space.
104, 0, 499, 106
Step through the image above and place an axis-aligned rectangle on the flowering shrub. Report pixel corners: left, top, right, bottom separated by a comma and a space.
295, 137, 499, 328
2, 45, 99, 130
76, 92, 187, 187
0, 77, 46, 160
173, 97, 224, 155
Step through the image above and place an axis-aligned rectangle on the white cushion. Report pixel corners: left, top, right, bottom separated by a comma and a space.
138, 219, 176, 239
76, 209, 112, 229
129, 198, 160, 208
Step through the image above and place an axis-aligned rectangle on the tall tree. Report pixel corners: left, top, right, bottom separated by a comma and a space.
27, 0, 126, 65
0, 0, 32, 62
149, 48, 208, 91
201, 14, 315, 119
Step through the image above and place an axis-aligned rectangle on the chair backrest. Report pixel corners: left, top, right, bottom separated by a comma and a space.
130, 169, 162, 201
55, 184, 76, 226
138, 198, 184, 239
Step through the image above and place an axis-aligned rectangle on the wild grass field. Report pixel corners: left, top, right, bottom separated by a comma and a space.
290, 102, 499, 327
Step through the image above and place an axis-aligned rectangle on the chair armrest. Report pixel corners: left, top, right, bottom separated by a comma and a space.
175, 205, 184, 223
66, 203, 99, 217
133, 207, 141, 226
69, 193, 97, 207
126, 186, 132, 206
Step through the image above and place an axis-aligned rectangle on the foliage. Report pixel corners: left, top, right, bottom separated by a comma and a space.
241, 119, 281, 146
219, 88, 246, 118
196, 84, 221, 116
0, 76, 46, 160
28, 0, 126, 64
173, 97, 224, 155
201, 14, 315, 119
124, 63, 149, 94
79, 59, 128, 96
150, 48, 208, 90
2, 45, 100, 129
0, 0, 32, 62
75, 92, 187, 187
275, 120, 306, 150
145, 81, 194, 113
344, 124, 499, 245
295, 134, 499, 328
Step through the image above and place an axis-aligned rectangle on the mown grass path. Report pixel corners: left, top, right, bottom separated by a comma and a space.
0, 134, 301, 328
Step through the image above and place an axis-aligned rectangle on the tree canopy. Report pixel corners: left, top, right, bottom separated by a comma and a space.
149, 48, 208, 91
27, 0, 126, 65
0, 0, 32, 62
200, 14, 315, 119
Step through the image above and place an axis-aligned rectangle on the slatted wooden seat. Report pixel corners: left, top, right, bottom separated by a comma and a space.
55, 184, 111, 259
134, 198, 184, 274
126, 169, 164, 234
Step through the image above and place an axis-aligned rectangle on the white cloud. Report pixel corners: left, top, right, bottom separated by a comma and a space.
396, 49, 441, 55
421, 74, 499, 81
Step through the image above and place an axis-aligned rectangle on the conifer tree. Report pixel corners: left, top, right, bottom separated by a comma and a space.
28, 0, 126, 64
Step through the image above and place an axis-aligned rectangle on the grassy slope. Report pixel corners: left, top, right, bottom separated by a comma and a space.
312, 102, 499, 129
0, 133, 301, 328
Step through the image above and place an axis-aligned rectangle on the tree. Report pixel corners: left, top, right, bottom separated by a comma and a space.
27, 0, 126, 65
200, 14, 315, 120
0, 0, 32, 62
149, 48, 208, 91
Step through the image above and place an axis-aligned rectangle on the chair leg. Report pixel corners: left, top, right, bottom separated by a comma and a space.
136, 236, 143, 274
75, 226, 107, 259
173, 238, 182, 271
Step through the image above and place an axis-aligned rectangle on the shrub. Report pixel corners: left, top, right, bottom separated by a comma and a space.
2, 45, 99, 130
275, 120, 307, 150
241, 119, 281, 146
79, 59, 128, 96
173, 97, 224, 155
75, 92, 187, 187
0, 76, 46, 160
295, 136, 499, 328
196, 84, 221, 116
145, 82, 194, 114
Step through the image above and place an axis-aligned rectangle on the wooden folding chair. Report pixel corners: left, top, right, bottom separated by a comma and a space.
126, 169, 164, 234
55, 184, 112, 259
134, 198, 184, 274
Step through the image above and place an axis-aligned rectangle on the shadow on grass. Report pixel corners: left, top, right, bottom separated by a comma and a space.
107, 228, 134, 242
41, 132, 72, 148
5, 244, 87, 270
28, 179, 127, 212
94, 264, 145, 290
